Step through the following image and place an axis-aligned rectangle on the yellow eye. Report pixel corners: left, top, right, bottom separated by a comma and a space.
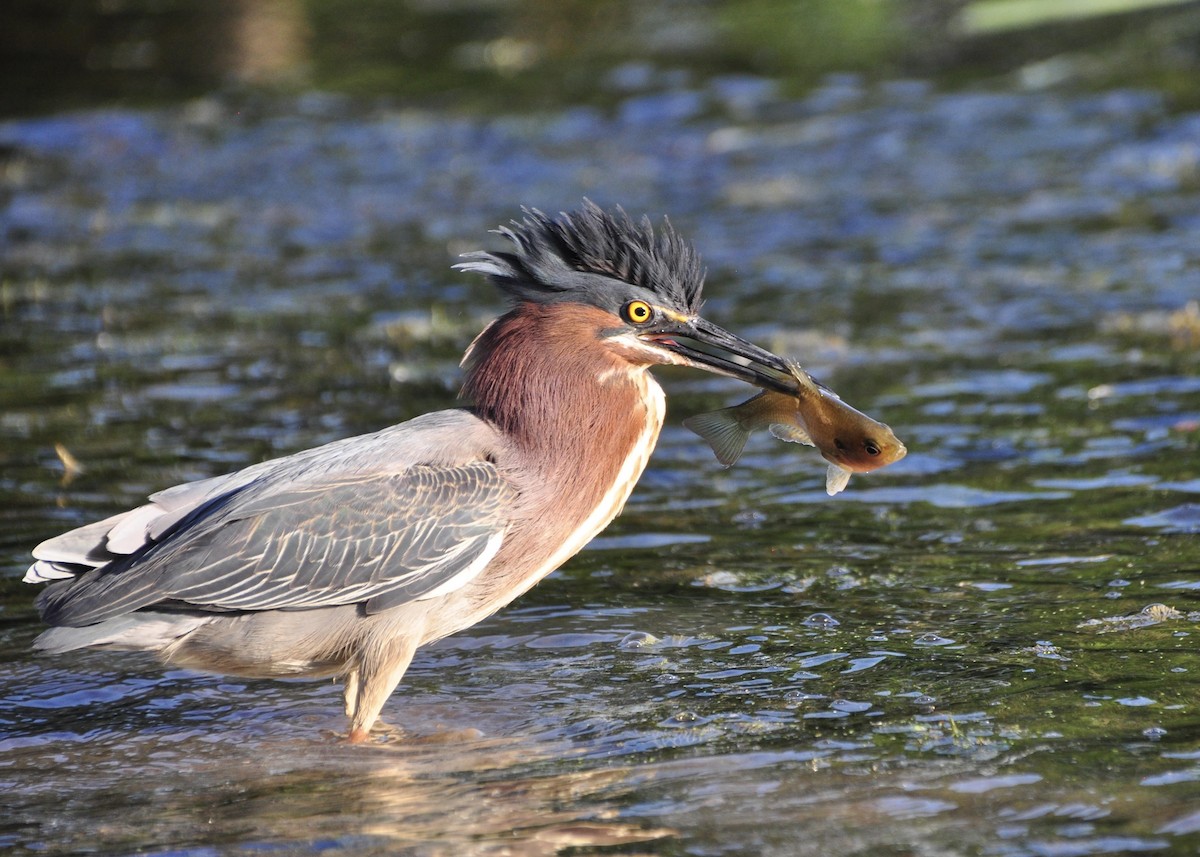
623, 300, 653, 324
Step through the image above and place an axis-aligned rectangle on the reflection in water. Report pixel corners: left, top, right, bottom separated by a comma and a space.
226, 0, 310, 85
1, 0, 310, 116
2, 717, 672, 854
7, 0, 1200, 118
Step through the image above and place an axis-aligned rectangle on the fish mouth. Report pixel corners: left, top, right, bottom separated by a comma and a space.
640, 316, 799, 394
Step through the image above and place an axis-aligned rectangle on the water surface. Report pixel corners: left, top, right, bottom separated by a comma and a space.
2, 77, 1200, 854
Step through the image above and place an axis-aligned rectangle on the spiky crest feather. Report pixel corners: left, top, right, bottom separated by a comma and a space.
455, 200, 704, 314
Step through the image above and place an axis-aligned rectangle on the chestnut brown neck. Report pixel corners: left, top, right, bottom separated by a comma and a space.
462, 302, 657, 473
450, 301, 667, 619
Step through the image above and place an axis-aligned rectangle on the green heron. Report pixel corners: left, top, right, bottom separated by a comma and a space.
26, 202, 795, 742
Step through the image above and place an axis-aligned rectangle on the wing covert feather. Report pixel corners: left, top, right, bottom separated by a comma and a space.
176, 462, 515, 610
37, 460, 517, 625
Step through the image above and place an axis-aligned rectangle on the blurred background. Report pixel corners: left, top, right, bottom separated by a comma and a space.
6, 0, 1200, 118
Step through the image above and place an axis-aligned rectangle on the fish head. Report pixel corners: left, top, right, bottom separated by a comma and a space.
820, 422, 906, 473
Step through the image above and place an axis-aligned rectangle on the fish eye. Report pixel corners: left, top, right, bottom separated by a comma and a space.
621, 300, 654, 325
864, 440, 881, 456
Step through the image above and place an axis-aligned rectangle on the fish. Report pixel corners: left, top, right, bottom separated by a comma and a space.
683, 359, 906, 495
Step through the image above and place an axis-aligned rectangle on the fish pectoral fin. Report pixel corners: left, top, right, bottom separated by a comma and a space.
768, 423, 814, 447
825, 464, 852, 496
683, 410, 750, 466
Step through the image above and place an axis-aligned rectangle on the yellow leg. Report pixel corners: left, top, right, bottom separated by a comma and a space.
347, 639, 415, 743
342, 669, 360, 718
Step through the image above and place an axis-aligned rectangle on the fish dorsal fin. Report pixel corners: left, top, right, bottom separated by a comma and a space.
768, 423, 814, 447
783, 358, 827, 396
683, 410, 750, 466
825, 464, 852, 496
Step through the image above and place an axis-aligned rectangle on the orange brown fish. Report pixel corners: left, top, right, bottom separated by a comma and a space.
684, 359, 906, 495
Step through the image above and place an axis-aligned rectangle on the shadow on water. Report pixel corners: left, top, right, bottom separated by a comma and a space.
2, 2, 1200, 855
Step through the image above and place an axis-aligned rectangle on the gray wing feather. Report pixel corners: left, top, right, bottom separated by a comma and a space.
37, 460, 516, 626
28, 470, 265, 575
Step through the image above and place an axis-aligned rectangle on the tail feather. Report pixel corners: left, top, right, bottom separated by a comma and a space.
683, 409, 751, 466
23, 561, 79, 584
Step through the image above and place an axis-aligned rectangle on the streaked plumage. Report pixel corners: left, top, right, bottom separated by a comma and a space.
26, 201, 793, 741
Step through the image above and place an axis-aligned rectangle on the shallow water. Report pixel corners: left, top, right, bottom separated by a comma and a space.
2, 77, 1200, 855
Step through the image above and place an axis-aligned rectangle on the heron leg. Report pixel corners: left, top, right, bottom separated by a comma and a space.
342, 668, 360, 718
347, 638, 415, 743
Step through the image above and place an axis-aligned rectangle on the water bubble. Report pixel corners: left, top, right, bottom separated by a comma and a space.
830, 700, 872, 714
866, 633, 889, 642
1108, 579, 1131, 587
802, 613, 840, 630
913, 633, 954, 646
619, 631, 659, 650
783, 690, 826, 704
913, 695, 937, 707
660, 711, 709, 728
1143, 726, 1168, 740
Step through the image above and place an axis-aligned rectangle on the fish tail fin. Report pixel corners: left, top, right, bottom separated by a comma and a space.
825, 464, 852, 496
684, 409, 751, 466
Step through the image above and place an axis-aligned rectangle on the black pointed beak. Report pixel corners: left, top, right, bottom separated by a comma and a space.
640, 316, 800, 395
